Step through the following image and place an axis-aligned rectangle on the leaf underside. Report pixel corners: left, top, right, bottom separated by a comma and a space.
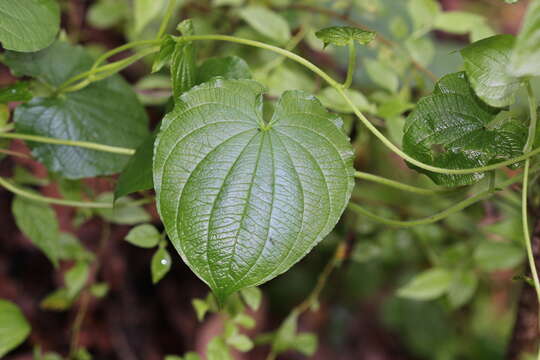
153, 78, 354, 303
403, 72, 526, 186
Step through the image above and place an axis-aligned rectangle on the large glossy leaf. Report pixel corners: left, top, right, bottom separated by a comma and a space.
8, 41, 149, 179
153, 79, 354, 302
509, 0, 540, 77
461, 35, 521, 107
12, 195, 61, 267
403, 72, 526, 186
0, 299, 31, 357
0, 0, 60, 52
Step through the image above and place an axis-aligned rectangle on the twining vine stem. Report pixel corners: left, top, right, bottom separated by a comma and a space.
522, 81, 540, 360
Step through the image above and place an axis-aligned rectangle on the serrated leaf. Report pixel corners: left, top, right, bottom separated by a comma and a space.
152, 246, 172, 284
315, 26, 375, 47
509, 0, 540, 77
474, 241, 525, 271
115, 132, 156, 199
397, 268, 452, 300
125, 224, 161, 248
8, 41, 149, 179
12, 195, 61, 267
0, 299, 31, 358
153, 79, 354, 303
403, 72, 527, 186
0, 0, 60, 52
197, 56, 251, 84
461, 35, 521, 107
0, 82, 32, 104
65, 261, 90, 298
239, 6, 290, 44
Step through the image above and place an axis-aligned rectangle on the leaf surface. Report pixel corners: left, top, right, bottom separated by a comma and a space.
509, 0, 540, 77
403, 72, 526, 186
315, 26, 375, 47
8, 42, 149, 179
239, 6, 290, 44
461, 35, 521, 107
0, 299, 31, 357
0, 0, 60, 52
153, 79, 354, 302
197, 56, 251, 84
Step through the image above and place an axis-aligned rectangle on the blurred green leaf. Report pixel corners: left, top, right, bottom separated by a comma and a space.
192, 298, 209, 321
87, 0, 128, 29
40, 288, 73, 311
96, 193, 150, 225
474, 241, 525, 271
315, 26, 375, 47
151, 246, 172, 284
292, 333, 318, 356
397, 268, 452, 301
65, 261, 90, 298
0, 299, 31, 358
0, 82, 32, 104
407, 0, 441, 37
226, 333, 253, 352
207, 337, 233, 360
364, 59, 399, 93
240, 287, 262, 310
239, 6, 290, 44
447, 269, 478, 308
125, 224, 161, 248
89, 283, 109, 298
509, 0, 540, 77
317, 87, 376, 114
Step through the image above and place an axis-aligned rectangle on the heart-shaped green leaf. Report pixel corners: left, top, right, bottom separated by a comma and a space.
403, 72, 526, 186
315, 26, 375, 47
461, 34, 521, 107
153, 79, 354, 303
0, 0, 60, 52
8, 41, 149, 179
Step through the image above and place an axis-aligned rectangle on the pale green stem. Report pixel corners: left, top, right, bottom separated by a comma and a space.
522, 82, 540, 359
175, 34, 540, 176
157, 0, 177, 40
348, 173, 522, 227
355, 171, 455, 195
342, 40, 356, 89
0, 177, 113, 208
0, 132, 135, 155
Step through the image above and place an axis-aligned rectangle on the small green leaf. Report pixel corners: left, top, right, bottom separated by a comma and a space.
115, 132, 156, 199
152, 246, 172, 284
397, 268, 452, 300
0, 82, 33, 104
461, 35, 521, 107
125, 224, 161, 248
40, 288, 73, 311
509, 0, 540, 77
197, 56, 251, 84
317, 87, 375, 114
447, 269, 478, 308
65, 261, 90, 298
407, 0, 441, 37
0, 0, 60, 52
239, 6, 290, 44
192, 298, 209, 321
315, 26, 375, 47
97, 193, 151, 225
153, 79, 355, 303
87, 0, 128, 29
474, 241, 525, 271
292, 333, 318, 356
57, 232, 94, 262
434, 12, 487, 36
403, 72, 527, 186
364, 59, 399, 93
9, 41, 149, 179
233, 313, 255, 329
89, 283, 109, 298
171, 21, 197, 100
152, 36, 177, 73
134, 0, 164, 35
0, 299, 31, 358
272, 312, 298, 354
12, 195, 61, 267
226, 333, 253, 352
240, 287, 262, 310
207, 337, 233, 360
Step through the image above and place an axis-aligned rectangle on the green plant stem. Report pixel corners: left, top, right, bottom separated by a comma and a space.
522, 82, 540, 360
0, 177, 113, 208
59, 47, 159, 93
348, 173, 522, 227
0, 132, 135, 155
157, 0, 176, 40
342, 40, 356, 89
354, 171, 455, 195
175, 34, 540, 176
